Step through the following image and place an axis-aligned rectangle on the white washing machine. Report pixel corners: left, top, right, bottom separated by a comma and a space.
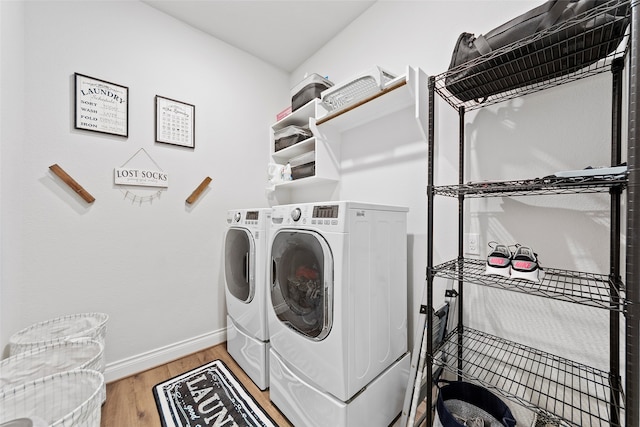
268, 201, 410, 427
224, 208, 271, 390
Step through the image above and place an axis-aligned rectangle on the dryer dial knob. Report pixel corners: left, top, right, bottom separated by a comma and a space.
291, 208, 302, 222
234, 212, 241, 223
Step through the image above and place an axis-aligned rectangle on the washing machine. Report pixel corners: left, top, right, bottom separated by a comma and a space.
268, 201, 410, 427
224, 208, 271, 390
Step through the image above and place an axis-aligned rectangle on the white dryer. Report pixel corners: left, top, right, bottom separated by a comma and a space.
268, 201, 410, 427
224, 208, 271, 390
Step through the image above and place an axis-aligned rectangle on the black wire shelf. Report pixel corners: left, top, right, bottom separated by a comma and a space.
433, 0, 631, 111
433, 327, 625, 427
416, 2, 638, 425
433, 175, 627, 198
432, 258, 626, 312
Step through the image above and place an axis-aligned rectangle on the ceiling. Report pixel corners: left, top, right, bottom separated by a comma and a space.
142, 0, 377, 73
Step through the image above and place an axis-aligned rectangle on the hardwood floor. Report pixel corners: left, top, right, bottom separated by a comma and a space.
100, 343, 293, 426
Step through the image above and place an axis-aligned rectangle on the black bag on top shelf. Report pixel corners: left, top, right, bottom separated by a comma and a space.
445, 0, 630, 103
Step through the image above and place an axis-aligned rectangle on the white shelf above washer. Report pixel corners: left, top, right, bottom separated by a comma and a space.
315, 66, 428, 138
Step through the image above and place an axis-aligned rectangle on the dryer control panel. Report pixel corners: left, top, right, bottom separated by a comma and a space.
226, 209, 270, 228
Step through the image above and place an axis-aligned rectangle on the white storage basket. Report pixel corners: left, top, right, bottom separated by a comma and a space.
0, 370, 104, 427
321, 66, 397, 113
0, 340, 104, 392
9, 313, 108, 356
0, 417, 47, 426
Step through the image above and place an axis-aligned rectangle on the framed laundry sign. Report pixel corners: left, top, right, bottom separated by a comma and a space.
74, 73, 128, 137
155, 95, 195, 148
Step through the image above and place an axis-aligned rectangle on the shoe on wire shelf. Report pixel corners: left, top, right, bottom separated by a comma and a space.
484, 241, 512, 278
510, 245, 543, 283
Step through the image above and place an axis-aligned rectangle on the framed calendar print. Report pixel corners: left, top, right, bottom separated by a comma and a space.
155, 95, 195, 148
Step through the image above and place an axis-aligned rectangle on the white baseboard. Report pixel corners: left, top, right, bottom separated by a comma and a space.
104, 328, 226, 383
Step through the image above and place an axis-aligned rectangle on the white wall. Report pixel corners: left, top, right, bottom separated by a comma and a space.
292, 0, 623, 376
0, 0, 27, 358
0, 0, 289, 380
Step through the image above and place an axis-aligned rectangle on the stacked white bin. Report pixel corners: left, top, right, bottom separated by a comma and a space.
1, 340, 104, 390
8, 313, 108, 356
0, 370, 104, 427
0, 313, 108, 427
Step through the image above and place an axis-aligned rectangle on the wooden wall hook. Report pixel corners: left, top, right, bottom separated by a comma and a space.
186, 176, 212, 204
49, 164, 95, 203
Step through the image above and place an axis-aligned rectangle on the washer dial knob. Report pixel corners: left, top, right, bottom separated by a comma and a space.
291, 207, 302, 222
234, 212, 241, 223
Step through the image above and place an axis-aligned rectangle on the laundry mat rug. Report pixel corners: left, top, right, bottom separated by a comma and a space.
153, 360, 277, 427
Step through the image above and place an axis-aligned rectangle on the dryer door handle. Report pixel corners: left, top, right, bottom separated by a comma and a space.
271, 259, 277, 285
243, 252, 250, 283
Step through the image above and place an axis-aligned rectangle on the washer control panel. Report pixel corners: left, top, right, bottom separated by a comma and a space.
313, 205, 339, 219
311, 204, 340, 226
291, 207, 302, 222
272, 203, 343, 229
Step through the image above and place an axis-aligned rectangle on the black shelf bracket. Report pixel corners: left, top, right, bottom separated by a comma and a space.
445, 289, 459, 298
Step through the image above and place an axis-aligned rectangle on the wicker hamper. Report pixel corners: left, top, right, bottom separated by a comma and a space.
0, 417, 47, 426
0, 370, 104, 427
9, 313, 108, 356
0, 339, 105, 404
0, 340, 103, 391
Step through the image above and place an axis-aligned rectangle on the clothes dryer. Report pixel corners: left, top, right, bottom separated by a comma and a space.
268, 201, 410, 427
224, 208, 271, 390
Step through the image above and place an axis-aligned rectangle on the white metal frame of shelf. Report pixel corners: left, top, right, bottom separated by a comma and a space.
271, 137, 315, 165
269, 99, 339, 192
271, 99, 316, 131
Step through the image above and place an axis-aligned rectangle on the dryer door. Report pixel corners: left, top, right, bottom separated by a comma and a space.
224, 228, 255, 303
270, 229, 333, 340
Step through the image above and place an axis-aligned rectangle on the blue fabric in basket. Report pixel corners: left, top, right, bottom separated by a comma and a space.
437, 381, 516, 427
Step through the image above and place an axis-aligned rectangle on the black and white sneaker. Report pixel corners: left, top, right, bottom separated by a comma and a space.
510, 245, 543, 283
484, 241, 512, 278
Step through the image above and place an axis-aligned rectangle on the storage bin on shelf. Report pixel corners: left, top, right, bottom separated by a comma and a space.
274, 125, 312, 152
0, 370, 104, 427
291, 73, 333, 112
9, 313, 108, 356
321, 66, 397, 114
290, 151, 315, 180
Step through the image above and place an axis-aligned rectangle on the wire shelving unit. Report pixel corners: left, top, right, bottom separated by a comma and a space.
402, 1, 638, 426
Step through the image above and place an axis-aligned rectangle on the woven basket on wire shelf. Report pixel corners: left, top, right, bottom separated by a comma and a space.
0, 369, 104, 427
8, 313, 108, 356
